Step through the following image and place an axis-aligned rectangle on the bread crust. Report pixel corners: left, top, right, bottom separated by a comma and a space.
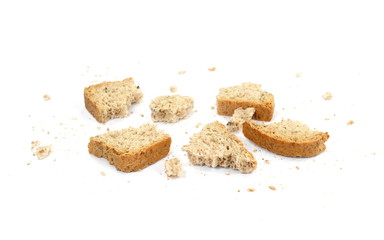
216, 98, 274, 121
84, 88, 104, 123
242, 121, 329, 157
88, 136, 171, 172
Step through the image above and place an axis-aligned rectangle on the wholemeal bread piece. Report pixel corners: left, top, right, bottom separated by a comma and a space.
216, 83, 274, 121
84, 78, 143, 123
227, 107, 255, 132
243, 119, 329, 157
150, 95, 194, 123
182, 121, 257, 173
164, 158, 183, 177
88, 123, 171, 172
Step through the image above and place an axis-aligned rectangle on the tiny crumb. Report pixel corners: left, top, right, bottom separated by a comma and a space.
43, 94, 51, 101
324, 118, 330, 120
140, 114, 144, 117
295, 72, 302, 78
237, 189, 241, 192
253, 149, 257, 152
211, 106, 215, 110
340, 168, 343, 170
31, 140, 41, 150
296, 166, 300, 170
107, 128, 110, 132
247, 188, 256, 192
322, 92, 333, 100
268, 186, 277, 191
165, 158, 183, 178
208, 67, 216, 71
194, 110, 198, 113
34, 146, 51, 160
100, 171, 106, 176
185, 131, 188, 134
195, 123, 202, 128
347, 120, 355, 126
169, 86, 177, 93
97, 126, 102, 130
264, 160, 270, 164
178, 70, 186, 75
225, 173, 231, 176
26, 162, 31, 165
372, 152, 376, 156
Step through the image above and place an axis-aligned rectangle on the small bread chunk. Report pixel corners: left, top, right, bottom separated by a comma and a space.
84, 78, 143, 123
227, 107, 255, 132
182, 121, 257, 173
34, 146, 51, 160
88, 123, 171, 172
165, 158, 183, 177
150, 95, 194, 123
216, 83, 274, 121
243, 120, 329, 157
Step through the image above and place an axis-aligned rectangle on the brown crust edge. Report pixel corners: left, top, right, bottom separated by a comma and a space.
88, 136, 172, 172
84, 86, 105, 123
242, 121, 329, 157
216, 98, 274, 121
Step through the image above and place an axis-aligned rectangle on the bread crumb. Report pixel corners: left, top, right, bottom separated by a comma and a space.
324, 118, 330, 120
140, 114, 144, 117
268, 186, 277, 191
237, 189, 241, 192
178, 70, 186, 75
211, 106, 215, 110
225, 172, 231, 175
208, 67, 216, 71
296, 166, 300, 170
195, 123, 202, 128
247, 188, 256, 192
107, 128, 110, 132
26, 162, 31, 165
97, 126, 102, 130
35, 146, 51, 160
264, 160, 270, 164
347, 120, 354, 126
169, 86, 177, 93
253, 149, 257, 152
100, 171, 106, 176
295, 72, 302, 78
43, 94, 51, 101
31, 140, 41, 150
185, 131, 188, 134
165, 158, 183, 177
322, 92, 333, 100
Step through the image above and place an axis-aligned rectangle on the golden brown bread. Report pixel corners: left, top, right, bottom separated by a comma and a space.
243, 120, 329, 157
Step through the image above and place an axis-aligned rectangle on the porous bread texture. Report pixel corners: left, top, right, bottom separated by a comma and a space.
164, 158, 183, 177
182, 121, 257, 173
216, 83, 274, 121
243, 119, 329, 157
84, 78, 143, 123
88, 123, 171, 172
150, 95, 194, 123
227, 107, 255, 132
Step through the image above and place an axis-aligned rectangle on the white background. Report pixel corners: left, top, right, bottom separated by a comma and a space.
1, 0, 383, 239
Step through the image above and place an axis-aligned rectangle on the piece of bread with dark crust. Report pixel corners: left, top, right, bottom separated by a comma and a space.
243, 120, 329, 157
84, 78, 143, 123
88, 123, 171, 172
216, 83, 274, 121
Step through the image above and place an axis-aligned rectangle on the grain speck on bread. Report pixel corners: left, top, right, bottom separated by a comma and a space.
243, 119, 329, 157
88, 123, 171, 172
150, 95, 194, 123
216, 83, 274, 121
84, 78, 143, 123
182, 121, 257, 173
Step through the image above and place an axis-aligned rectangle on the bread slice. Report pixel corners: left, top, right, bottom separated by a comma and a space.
182, 121, 257, 173
150, 95, 194, 123
84, 78, 143, 123
164, 158, 183, 177
88, 123, 171, 172
216, 83, 274, 121
243, 120, 329, 157
227, 107, 255, 132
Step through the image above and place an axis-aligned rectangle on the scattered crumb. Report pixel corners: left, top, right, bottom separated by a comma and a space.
26, 162, 31, 165
247, 188, 256, 192
178, 70, 186, 75
208, 67, 216, 71
296, 166, 300, 170
268, 186, 277, 191
195, 123, 202, 128
107, 128, 110, 132
165, 158, 183, 178
211, 106, 215, 110
322, 92, 333, 100
140, 114, 144, 117
225, 173, 231, 176
169, 86, 177, 93
264, 160, 270, 164
253, 149, 257, 153
31, 140, 41, 150
372, 152, 376, 156
295, 72, 302, 78
34, 146, 52, 160
237, 189, 241, 192
347, 120, 354, 126
97, 126, 102, 130
185, 131, 188, 134
43, 94, 51, 101
100, 171, 106, 176
324, 118, 330, 120
194, 110, 198, 113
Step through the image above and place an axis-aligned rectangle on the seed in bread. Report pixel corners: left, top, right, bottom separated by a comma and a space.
216, 83, 274, 121
88, 123, 171, 172
164, 158, 183, 177
242, 119, 329, 157
150, 95, 194, 123
84, 78, 143, 123
227, 107, 255, 132
182, 121, 257, 173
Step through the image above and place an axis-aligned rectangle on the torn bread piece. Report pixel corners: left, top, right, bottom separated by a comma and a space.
182, 121, 257, 173
216, 83, 274, 121
243, 119, 329, 157
165, 158, 183, 177
88, 123, 171, 172
227, 107, 255, 132
150, 95, 194, 123
84, 78, 143, 123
